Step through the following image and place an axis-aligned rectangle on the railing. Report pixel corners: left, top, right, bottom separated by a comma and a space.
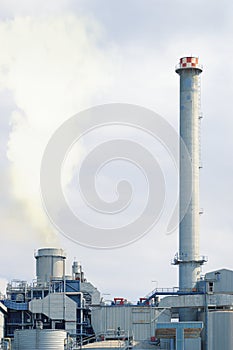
145, 287, 179, 299
73, 339, 127, 349
175, 63, 203, 71
144, 286, 206, 302
171, 254, 208, 265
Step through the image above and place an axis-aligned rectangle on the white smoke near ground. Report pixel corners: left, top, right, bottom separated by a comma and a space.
0, 15, 115, 244
0, 278, 8, 296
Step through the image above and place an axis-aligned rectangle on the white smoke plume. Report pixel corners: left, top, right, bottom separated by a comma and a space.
0, 278, 7, 296
0, 15, 115, 244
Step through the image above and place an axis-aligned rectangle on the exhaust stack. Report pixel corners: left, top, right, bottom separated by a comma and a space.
175, 57, 207, 292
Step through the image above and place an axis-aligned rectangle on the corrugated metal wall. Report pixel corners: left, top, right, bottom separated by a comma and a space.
205, 269, 233, 294
13, 329, 67, 350
184, 338, 201, 350
91, 306, 170, 341
208, 311, 233, 350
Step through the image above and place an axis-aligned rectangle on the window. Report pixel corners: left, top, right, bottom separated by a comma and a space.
208, 282, 214, 293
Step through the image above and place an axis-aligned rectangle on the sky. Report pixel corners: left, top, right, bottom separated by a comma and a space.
0, 0, 233, 302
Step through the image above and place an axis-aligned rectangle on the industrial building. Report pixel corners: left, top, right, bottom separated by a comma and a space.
1, 57, 233, 349
0, 248, 100, 349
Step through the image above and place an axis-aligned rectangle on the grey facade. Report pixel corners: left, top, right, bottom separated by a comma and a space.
204, 269, 233, 294
91, 305, 171, 341
13, 329, 67, 350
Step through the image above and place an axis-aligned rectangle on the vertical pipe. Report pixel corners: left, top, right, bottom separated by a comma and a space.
176, 57, 203, 292
176, 327, 184, 350
204, 280, 209, 350
170, 338, 175, 350
63, 258, 66, 326
80, 296, 83, 347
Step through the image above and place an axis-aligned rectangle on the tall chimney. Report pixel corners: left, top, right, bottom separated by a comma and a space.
175, 57, 206, 293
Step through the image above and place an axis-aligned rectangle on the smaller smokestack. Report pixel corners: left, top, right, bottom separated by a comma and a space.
35, 248, 66, 285
72, 261, 84, 282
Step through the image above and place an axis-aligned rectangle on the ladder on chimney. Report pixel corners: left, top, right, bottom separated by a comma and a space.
198, 75, 203, 170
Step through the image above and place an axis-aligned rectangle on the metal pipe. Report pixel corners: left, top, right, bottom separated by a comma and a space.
204, 280, 209, 350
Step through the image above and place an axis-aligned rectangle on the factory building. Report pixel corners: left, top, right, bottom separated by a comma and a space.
1, 57, 233, 349
0, 249, 172, 349
0, 248, 100, 349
